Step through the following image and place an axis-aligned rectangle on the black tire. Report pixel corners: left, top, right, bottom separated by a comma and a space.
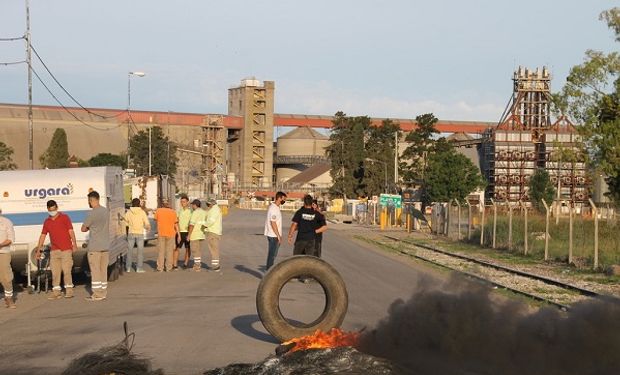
256, 255, 348, 342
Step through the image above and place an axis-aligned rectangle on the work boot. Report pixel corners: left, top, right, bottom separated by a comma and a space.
4, 297, 16, 309
64, 287, 74, 298
193, 264, 201, 272
48, 290, 63, 300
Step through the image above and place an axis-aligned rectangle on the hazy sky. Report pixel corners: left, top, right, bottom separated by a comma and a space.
0, 0, 617, 122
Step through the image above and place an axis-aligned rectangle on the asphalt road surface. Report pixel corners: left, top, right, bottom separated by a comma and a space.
0, 208, 446, 374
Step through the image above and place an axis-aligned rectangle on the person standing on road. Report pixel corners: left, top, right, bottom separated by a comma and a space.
174, 194, 192, 270
154, 199, 178, 272
81, 191, 110, 301
0, 207, 16, 309
188, 199, 206, 272
124, 198, 150, 273
36, 200, 78, 299
288, 195, 327, 257
204, 198, 222, 272
311, 199, 327, 258
264, 191, 286, 271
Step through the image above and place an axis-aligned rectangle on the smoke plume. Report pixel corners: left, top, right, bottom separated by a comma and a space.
357, 275, 620, 375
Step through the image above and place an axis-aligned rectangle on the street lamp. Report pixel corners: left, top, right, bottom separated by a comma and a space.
365, 158, 388, 193
127, 71, 146, 171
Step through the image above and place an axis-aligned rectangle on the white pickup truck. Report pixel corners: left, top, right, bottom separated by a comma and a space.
0, 167, 128, 286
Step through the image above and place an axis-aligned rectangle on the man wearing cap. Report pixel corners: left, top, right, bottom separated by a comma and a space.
36, 200, 78, 299
0, 207, 16, 308
154, 198, 178, 272
187, 199, 206, 272
204, 198, 223, 272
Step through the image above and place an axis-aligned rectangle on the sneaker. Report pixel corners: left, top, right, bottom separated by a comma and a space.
48, 291, 63, 300
193, 265, 202, 272
156, 269, 164, 273
182, 264, 188, 270
135, 269, 146, 273
211, 265, 221, 272
125, 269, 132, 273
4, 297, 16, 309
64, 288, 74, 298
172, 266, 179, 271
84, 296, 105, 302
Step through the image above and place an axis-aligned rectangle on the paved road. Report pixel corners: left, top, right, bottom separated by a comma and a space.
0, 208, 445, 374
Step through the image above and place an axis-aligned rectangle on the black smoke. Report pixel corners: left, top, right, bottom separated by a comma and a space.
357, 275, 620, 375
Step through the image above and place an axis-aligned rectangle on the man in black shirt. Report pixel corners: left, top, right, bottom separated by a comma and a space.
288, 195, 327, 256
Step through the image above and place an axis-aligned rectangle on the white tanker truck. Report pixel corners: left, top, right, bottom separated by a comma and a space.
0, 166, 128, 287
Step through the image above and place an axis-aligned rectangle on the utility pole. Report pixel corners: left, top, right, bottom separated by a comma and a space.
394, 131, 399, 187
148, 126, 152, 176
26, 0, 33, 169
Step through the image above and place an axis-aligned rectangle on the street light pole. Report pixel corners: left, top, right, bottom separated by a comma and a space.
127, 71, 145, 171
26, 0, 33, 169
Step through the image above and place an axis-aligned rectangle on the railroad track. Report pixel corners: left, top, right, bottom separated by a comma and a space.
380, 234, 607, 310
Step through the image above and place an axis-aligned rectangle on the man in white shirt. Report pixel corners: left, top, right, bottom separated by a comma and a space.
264, 191, 286, 271
0, 207, 16, 309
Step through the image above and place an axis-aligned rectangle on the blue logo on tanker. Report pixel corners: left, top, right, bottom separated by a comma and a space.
24, 183, 74, 199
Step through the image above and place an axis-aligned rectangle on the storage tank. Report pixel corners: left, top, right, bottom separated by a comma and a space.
275, 127, 330, 183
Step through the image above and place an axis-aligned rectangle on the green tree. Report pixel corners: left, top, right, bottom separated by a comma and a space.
364, 119, 401, 196
129, 126, 177, 177
39, 128, 69, 168
88, 153, 127, 169
529, 168, 556, 213
400, 113, 450, 184
424, 149, 485, 204
0, 141, 17, 170
326, 112, 369, 197
556, 7, 620, 202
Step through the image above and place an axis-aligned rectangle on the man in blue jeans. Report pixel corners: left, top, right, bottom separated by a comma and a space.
264, 191, 286, 271
124, 198, 150, 272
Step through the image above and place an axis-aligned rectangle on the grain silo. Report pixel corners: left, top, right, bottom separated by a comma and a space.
274, 127, 330, 185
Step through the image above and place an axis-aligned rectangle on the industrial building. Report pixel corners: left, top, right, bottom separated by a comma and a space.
481, 67, 588, 205
0, 78, 497, 197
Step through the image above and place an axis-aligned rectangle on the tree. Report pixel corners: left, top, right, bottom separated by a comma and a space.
529, 169, 556, 213
88, 153, 127, 169
0, 141, 17, 170
364, 119, 401, 196
556, 7, 620, 203
400, 113, 450, 184
424, 149, 485, 204
326, 112, 369, 198
39, 128, 69, 168
128, 126, 177, 177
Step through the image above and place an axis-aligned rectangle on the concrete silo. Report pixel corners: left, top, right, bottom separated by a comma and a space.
274, 127, 330, 186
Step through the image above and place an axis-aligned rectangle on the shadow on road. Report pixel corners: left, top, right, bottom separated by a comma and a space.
231, 314, 280, 344
234, 265, 263, 280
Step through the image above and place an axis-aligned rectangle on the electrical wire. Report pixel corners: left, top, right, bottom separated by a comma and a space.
30, 43, 126, 119
30, 65, 124, 132
0, 60, 26, 66
0, 36, 25, 41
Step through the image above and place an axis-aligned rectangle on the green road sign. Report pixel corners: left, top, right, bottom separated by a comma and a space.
379, 194, 402, 208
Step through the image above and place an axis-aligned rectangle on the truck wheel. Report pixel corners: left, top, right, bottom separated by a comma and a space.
256, 256, 348, 342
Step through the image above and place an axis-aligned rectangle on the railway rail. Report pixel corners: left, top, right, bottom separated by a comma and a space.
380, 234, 610, 310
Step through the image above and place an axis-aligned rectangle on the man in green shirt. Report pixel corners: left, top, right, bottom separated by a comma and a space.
174, 194, 193, 270
188, 199, 206, 272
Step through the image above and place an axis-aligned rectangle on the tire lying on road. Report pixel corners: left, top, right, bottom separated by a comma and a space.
256, 255, 348, 342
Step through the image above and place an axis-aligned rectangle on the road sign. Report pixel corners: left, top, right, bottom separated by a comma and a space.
379, 194, 402, 208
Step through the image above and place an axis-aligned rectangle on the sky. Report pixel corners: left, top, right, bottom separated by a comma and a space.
0, 0, 617, 122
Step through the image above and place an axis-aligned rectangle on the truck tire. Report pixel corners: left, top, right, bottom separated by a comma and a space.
256, 256, 348, 342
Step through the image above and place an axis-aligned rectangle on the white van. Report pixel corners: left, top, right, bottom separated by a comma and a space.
0, 167, 127, 285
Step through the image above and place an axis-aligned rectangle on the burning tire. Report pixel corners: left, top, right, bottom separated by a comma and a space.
256, 256, 348, 342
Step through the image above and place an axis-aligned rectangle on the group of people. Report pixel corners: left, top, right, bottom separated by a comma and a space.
0, 191, 223, 308
264, 193, 327, 273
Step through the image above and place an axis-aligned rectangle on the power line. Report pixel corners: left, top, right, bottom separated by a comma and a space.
0, 60, 26, 66
30, 43, 126, 119
0, 36, 25, 41
30, 65, 124, 132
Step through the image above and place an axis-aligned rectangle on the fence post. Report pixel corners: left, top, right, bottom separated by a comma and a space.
480, 200, 485, 246
521, 200, 528, 255
455, 199, 462, 240
569, 202, 573, 265
589, 198, 599, 270
466, 199, 472, 241
491, 199, 497, 249
444, 203, 449, 236
508, 203, 513, 251
541, 199, 550, 261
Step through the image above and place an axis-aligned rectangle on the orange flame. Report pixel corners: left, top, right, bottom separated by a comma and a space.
282, 328, 360, 354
